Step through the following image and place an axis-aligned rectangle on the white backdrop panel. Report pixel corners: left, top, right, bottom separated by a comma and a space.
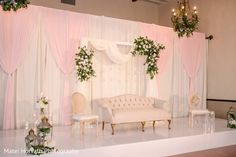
0, 6, 207, 128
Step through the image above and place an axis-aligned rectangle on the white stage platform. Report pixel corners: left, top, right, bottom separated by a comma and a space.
1, 117, 236, 157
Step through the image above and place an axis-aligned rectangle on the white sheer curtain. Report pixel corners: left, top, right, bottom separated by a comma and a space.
0, 67, 7, 128
88, 16, 146, 102
170, 36, 207, 117
15, 16, 47, 128
0, 6, 40, 129
195, 41, 207, 109
15, 33, 41, 128
171, 38, 190, 117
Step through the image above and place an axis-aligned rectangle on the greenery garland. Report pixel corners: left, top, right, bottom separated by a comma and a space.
75, 46, 96, 82
0, 0, 30, 11
131, 36, 165, 79
171, 12, 199, 38
27, 145, 56, 156
227, 107, 236, 129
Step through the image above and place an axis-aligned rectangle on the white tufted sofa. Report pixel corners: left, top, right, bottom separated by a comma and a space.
98, 94, 171, 135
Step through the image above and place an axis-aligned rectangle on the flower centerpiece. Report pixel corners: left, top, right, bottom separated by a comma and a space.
131, 36, 165, 79
36, 93, 49, 115
228, 120, 236, 128
227, 107, 236, 129
0, 0, 30, 11
25, 117, 56, 155
75, 46, 96, 82
189, 94, 200, 107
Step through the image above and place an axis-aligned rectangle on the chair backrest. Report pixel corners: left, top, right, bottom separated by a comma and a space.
72, 92, 87, 114
189, 94, 201, 110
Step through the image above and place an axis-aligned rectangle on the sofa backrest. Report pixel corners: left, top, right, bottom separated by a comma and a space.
102, 94, 155, 110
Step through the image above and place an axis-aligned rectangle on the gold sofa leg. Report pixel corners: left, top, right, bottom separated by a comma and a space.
141, 122, 146, 132
102, 121, 105, 130
153, 121, 156, 128
111, 124, 115, 135
168, 120, 171, 129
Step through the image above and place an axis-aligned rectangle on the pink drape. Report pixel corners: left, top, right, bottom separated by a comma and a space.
177, 33, 205, 95
140, 23, 174, 97
0, 6, 37, 129
43, 8, 88, 125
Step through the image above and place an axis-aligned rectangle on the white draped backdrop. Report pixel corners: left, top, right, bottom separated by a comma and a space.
0, 5, 207, 129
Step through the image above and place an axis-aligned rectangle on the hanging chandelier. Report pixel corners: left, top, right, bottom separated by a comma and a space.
171, 0, 199, 38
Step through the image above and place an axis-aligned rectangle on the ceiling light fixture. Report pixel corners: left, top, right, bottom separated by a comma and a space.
171, 0, 199, 38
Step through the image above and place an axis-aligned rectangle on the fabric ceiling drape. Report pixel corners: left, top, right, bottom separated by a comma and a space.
139, 23, 174, 100
81, 38, 133, 64
178, 33, 205, 96
0, 7, 37, 129
42, 8, 88, 125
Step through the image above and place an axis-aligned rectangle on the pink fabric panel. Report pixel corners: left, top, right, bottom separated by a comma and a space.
178, 33, 205, 95
3, 75, 14, 129
43, 8, 88, 125
140, 23, 174, 74
140, 23, 174, 97
140, 23, 157, 41
0, 6, 37, 129
155, 25, 174, 74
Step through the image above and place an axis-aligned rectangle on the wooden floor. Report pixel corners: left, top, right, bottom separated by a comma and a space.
171, 145, 236, 157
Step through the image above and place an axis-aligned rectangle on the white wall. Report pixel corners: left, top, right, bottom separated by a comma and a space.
30, 0, 159, 24
159, 0, 236, 100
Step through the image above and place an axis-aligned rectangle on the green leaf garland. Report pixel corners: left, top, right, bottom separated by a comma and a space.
27, 145, 56, 156
75, 46, 96, 82
131, 36, 165, 79
171, 10, 199, 37
0, 0, 30, 11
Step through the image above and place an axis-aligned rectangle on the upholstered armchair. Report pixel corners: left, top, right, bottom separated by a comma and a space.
72, 92, 99, 135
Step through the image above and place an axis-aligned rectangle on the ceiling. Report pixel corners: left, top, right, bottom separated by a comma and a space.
133, 0, 170, 5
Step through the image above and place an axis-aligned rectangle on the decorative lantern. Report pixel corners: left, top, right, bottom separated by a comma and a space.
227, 106, 236, 128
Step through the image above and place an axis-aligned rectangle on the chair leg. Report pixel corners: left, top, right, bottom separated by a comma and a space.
153, 121, 156, 128
191, 113, 194, 128
96, 119, 98, 136
141, 122, 145, 132
80, 121, 84, 136
168, 120, 171, 129
111, 124, 115, 135
102, 121, 105, 130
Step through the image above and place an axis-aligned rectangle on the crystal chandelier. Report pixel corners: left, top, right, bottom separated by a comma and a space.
171, 0, 199, 38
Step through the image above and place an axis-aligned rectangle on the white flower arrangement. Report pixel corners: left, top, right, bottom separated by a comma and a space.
44, 140, 56, 148
227, 107, 236, 129
75, 46, 96, 82
131, 36, 165, 79
189, 94, 200, 107
36, 93, 49, 109
229, 119, 236, 126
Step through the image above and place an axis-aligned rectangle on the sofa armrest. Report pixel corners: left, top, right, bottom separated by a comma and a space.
153, 99, 171, 113
100, 105, 113, 122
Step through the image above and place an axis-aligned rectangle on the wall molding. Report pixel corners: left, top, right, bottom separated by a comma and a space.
207, 99, 236, 103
